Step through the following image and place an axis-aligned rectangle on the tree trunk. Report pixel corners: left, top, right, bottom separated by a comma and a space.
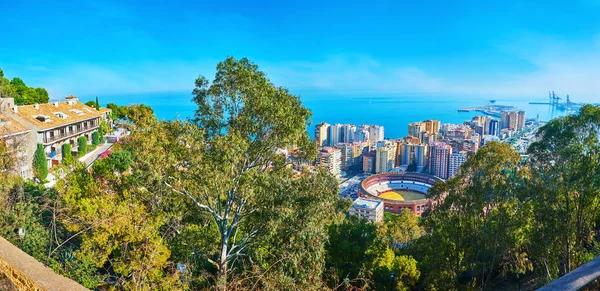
217, 237, 228, 291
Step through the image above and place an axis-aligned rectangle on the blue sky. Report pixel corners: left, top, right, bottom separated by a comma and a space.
1, 0, 599, 102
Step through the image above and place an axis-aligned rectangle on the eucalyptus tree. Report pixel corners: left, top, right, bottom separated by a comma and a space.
527, 105, 600, 282
165, 57, 319, 289
415, 142, 532, 289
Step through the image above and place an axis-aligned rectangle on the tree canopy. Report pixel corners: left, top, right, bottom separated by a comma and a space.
0, 69, 49, 104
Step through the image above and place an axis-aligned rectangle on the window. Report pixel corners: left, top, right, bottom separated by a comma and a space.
70, 109, 84, 116
34, 115, 50, 122
53, 112, 69, 119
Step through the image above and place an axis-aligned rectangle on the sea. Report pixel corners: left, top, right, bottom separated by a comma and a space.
82, 92, 570, 139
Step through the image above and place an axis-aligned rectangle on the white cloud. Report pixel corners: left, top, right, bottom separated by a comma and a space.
34, 35, 600, 104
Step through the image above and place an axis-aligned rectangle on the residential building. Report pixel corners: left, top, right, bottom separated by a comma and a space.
2, 96, 112, 173
448, 151, 468, 178
362, 151, 376, 174
401, 143, 427, 168
0, 110, 32, 178
318, 147, 342, 177
329, 123, 343, 145
349, 197, 384, 223
408, 122, 423, 137
501, 111, 525, 130
517, 110, 526, 129
336, 142, 366, 170
362, 124, 384, 145
354, 129, 369, 143
375, 143, 396, 173
315, 122, 330, 147
428, 142, 452, 179
489, 119, 499, 136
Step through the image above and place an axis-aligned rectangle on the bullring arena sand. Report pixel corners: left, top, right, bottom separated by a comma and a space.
379, 190, 427, 201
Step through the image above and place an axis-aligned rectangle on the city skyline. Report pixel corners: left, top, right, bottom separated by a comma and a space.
1, 1, 600, 101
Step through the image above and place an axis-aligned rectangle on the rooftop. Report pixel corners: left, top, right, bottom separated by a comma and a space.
352, 197, 382, 209
13, 99, 111, 130
0, 113, 30, 138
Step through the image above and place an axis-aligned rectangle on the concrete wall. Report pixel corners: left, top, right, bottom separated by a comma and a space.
0, 236, 88, 291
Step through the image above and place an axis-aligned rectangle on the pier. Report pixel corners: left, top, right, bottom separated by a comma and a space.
458, 104, 518, 118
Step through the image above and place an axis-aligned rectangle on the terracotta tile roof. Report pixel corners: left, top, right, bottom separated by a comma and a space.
0, 113, 30, 138
14, 101, 111, 130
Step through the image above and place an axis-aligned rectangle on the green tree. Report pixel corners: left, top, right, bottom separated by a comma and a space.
62, 143, 74, 163
77, 136, 88, 156
378, 208, 421, 251
95, 96, 100, 111
164, 57, 318, 289
99, 120, 108, 137
92, 131, 99, 146
33, 144, 48, 181
109, 150, 132, 172
85, 100, 96, 107
527, 105, 600, 283
411, 142, 532, 289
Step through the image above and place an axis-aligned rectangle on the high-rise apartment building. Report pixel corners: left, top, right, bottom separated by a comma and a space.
401, 144, 427, 168
315, 122, 330, 147
367, 125, 384, 145
363, 151, 376, 174
409, 120, 440, 138
517, 111, 526, 129
329, 123, 343, 145
375, 143, 396, 173
408, 122, 423, 137
428, 142, 452, 179
501, 111, 525, 131
488, 119, 499, 136
422, 120, 440, 134
336, 142, 366, 170
354, 129, 369, 143
318, 147, 342, 177
448, 151, 468, 178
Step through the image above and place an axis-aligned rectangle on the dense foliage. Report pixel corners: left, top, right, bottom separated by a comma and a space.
2, 59, 600, 291
0, 68, 49, 105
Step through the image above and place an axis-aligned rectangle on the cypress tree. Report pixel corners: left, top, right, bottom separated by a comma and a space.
95, 96, 100, 111
33, 144, 48, 180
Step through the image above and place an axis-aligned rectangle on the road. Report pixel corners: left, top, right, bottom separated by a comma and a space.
81, 142, 114, 168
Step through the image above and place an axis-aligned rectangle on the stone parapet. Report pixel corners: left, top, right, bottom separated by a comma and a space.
0, 236, 88, 291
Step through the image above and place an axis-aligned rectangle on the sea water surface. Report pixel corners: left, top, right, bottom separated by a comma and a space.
83, 92, 568, 139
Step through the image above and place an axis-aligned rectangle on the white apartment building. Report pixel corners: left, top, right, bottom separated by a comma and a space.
350, 197, 384, 223
318, 147, 342, 177
448, 151, 468, 178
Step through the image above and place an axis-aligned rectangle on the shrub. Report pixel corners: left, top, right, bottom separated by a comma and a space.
33, 144, 47, 180
77, 136, 88, 156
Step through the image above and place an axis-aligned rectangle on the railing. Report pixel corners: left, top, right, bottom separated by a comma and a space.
538, 256, 600, 290
44, 124, 99, 143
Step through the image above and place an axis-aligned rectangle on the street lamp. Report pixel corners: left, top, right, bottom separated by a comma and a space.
390, 272, 396, 291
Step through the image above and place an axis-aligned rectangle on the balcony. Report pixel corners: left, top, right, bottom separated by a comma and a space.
43, 124, 99, 144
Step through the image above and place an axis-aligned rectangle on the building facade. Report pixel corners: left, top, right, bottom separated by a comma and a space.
318, 147, 342, 177
315, 122, 330, 147
349, 197, 384, 223
448, 151, 468, 178
428, 142, 452, 179
2, 96, 112, 174
375, 143, 396, 173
